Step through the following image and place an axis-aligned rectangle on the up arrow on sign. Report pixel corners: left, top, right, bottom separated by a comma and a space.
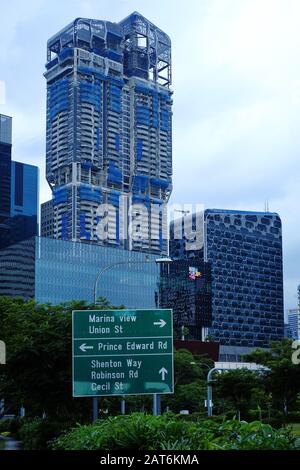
153, 319, 166, 328
159, 367, 168, 381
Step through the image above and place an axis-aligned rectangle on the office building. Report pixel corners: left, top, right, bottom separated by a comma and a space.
0, 115, 39, 250
287, 309, 300, 340
0, 236, 159, 307
0, 115, 12, 222
284, 323, 293, 339
44, 13, 172, 254
41, 200, 54, 238
170, 209, 284, 353
158, 259, 212, 340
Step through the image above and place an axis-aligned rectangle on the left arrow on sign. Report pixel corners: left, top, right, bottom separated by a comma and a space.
79, 343, 94, 353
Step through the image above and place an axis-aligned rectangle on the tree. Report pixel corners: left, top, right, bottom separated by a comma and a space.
245, 339, 300, 416
0, 297, 122, 419
161, 349, 213, 413
214, 369, 266, 419
173, 349, 213, 385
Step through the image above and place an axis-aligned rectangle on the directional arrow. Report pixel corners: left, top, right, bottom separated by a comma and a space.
79, 343, 94, 353
159, 367, 168, 381
153, 319, 166, 328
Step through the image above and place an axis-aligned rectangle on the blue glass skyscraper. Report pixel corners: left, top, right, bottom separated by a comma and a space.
44, 13, 172, 254
0, 115, 12, 223
170, 209, 284, 352
0, 114, 38, 250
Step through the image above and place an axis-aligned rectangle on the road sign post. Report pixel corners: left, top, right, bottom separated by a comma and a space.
72, 309, 174, 400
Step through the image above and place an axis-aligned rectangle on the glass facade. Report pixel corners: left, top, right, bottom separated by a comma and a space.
41, 200, 54, 238
35, 237, 159, 306
0, 114, 12, 145
0, 115, 12, 222
0, 115, 39, 250
0, 236, 160, 308
11, 162, 38, 218
0, 143, 11, 222
0, 161, 38, 249
170, 209, 284, 349
158, 259, 212, 340
287, 309, 300, 340
0, 238, 35, 300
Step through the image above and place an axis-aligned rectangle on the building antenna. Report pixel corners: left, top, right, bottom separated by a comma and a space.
264, 200, 270, 213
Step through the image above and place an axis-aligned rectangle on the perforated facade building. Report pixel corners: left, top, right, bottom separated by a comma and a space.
170, 209, 284, 349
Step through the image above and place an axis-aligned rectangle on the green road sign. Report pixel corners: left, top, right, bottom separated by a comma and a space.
72, 309, 174, 397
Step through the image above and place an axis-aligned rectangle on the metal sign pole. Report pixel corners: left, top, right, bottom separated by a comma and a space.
121, 399, 126, 415
92, 397, 98, 422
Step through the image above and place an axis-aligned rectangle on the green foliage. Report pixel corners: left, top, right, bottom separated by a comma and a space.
162, 381, 206, 413
287, 411, 300, 423
18, 418, 74, 450
160, 349, 213, 414
1, 295, 299, 427
51, 413, 298, 451
0, 297, 122, 419
245, 339, 300, 415
213, 369, 267, 419
0, 417, 24, 435
173, 349, 213, 385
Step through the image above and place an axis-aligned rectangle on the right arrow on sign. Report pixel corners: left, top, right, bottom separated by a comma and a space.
159, 367, 168, 381
153, 319, 166, 328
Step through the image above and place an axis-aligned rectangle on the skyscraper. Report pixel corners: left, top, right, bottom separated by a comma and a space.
41, 200, 54, 238
287, 309, 300, 340
0, 114, 38, 250
158, 259, 212, 340
0, 115, 12, 223
170, 209, 284, 355
44, 13, 172, 254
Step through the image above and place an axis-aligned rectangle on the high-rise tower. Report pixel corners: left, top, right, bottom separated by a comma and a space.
0, 114, 38, 250
0, 115, 12, 224
170, 209, 284, 353
44, 12, 172, 254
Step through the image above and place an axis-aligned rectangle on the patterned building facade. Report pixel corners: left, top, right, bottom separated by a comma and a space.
170, 209, 284, 349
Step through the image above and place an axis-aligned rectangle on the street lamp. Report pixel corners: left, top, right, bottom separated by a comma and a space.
93, 257, 173, 305
92, 256, 173, 421
190, 361, 216, 415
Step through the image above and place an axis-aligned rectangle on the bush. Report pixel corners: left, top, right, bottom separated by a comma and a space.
0, 417, 23, 435
51, 413, 298, 451
263, 417, 284, 429
18, 418, 73, 450
173, 412, 206, 422
51, 414, 190, 451
287, 411, 300, 423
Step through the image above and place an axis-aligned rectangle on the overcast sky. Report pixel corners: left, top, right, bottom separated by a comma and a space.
0, 0, 299, 311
